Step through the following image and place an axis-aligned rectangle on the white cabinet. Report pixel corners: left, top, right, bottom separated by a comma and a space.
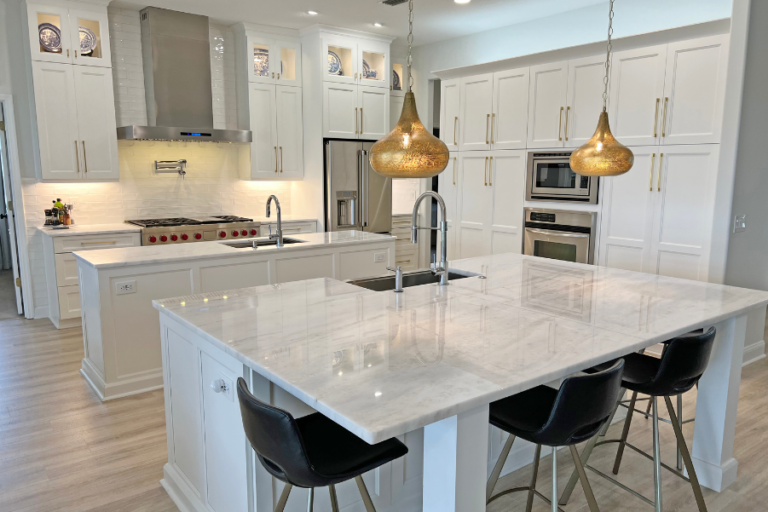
245, 33, 302, 87
27, 4, 112, 67
565, 55, 607, 146
459, 73, 493, 151
492, 68, 529, 150
31, 61, 118, 180
258, 220, 317, 238
323, 35, 389, 89
358, 86, 389, 139
391, 58, 405, 96
390, 93, 404, 131
438, 153, 459, 260
323, 83, 388, 139
599, 145, 719, 281
527, 61, 569, 148
455, 153, 490, 259
275, 85, 304, 178
439, 78, 460, 149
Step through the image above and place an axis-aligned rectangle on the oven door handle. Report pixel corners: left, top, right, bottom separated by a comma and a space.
525, 228, 589, 238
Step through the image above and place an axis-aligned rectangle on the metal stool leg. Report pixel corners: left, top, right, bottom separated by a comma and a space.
652, 397, 662, 512
526, 445, 543, 512
307, 487, 314, 512
645, 396, 653, 416
487, 434, 516, 501
329, 485, 340, 512
551, 447, 558, 512
275, 484, 293, 512
569, 445, 600, 512
665, 396, 708, 512
677, 394, 684, 471
355, 476, 377, 512
613, 391, 639, 474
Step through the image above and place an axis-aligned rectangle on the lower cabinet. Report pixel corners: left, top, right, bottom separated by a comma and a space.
391, 215, 419, 271
259, 220, 317, 238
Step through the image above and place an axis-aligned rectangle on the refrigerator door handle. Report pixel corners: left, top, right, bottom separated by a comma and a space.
362, 150, 369, 228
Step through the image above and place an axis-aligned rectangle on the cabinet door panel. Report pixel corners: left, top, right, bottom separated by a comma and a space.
276, 85, 304, 178
32, 62, 81, 180
440, 79, 461, 149
459, 74, 493, 151
247, 35, 276, 84
358, 41, 389, 89
275, 38, 302, 87
661, 35, 728, 145
358, 86, 389, 140
389, 93, 404, 131
276, 254, 335, 283
200, 261, 270, 292
69, 10, 111, 67
456, 154, 492, 258
566, 56, 607, 147
598, 148, 657, 272
528, 62, 568, 148
492, 68, 529, 150
438, 154, 459, 260
609, 45, 667, 146
323, 36, 358, 85
249, 83, 278, 178
488, 151, 525, 255
27, 4, 73, 64
323, 83, 358, 138
74, 66, 118, 179
57, 284, 81, 319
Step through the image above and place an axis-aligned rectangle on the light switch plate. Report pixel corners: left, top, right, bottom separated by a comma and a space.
115, 279, 137, 295
734, 214, 747, 233
374, 252, 386, 263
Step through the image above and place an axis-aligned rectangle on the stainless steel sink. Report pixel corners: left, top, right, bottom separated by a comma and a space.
221, 237, 305, 249
349, 270, 482, 292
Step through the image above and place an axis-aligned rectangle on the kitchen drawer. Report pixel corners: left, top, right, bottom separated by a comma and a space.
57, 285, 81, 320
259, 221, 317, 237
392, 216, 412, 230
391, 228, 411, 241
393, 247, 418, 271
54, 253, 80, 287
53, 233, 140, 254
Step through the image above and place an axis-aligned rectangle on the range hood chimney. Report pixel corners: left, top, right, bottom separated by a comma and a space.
116, 7, 251, 143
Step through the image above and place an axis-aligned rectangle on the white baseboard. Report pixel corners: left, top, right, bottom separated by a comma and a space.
81, 358, 163, 401
743, 340, 766, 367
34, 304, 48, 319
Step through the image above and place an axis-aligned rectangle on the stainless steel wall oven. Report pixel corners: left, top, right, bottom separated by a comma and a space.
523, 208, 597, 264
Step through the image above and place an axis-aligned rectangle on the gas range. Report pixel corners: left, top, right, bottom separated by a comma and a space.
126, 216, 261, 245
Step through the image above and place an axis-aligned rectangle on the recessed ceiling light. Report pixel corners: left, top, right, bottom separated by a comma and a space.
307, 10, 318, 15
454, 0, 471, 3
374, 22, 383, 27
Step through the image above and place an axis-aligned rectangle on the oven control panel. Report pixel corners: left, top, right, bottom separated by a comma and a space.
529, 212, 556, 223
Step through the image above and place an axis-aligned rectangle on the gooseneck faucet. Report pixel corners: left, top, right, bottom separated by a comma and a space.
411, 191, 449, 286
266, 195, 283, 247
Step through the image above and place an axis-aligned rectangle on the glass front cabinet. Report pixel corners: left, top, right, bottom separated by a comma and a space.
323, 35, 390, 89
246, 35, 302, 88
391, 58, 405, 96
27, 3, 111, 67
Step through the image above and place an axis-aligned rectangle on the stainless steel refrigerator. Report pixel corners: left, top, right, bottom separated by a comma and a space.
325, 140, 392, 234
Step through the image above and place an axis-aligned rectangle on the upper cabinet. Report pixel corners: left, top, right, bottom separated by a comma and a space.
246, 34, 302, 87
323, 35, 389, 89
391, 58, 405, 96
27, 4, 111, 67
440, 78, 460, 150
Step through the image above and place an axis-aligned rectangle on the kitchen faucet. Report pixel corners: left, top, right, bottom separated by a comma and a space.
411, 192, 449, 286
266, 195, 283, 248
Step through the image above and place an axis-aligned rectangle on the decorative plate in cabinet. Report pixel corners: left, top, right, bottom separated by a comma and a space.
38, 23, 62, 52
328, 50, 343, 75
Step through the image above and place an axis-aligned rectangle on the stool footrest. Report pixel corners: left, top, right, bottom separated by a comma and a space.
488, 486, 567, 512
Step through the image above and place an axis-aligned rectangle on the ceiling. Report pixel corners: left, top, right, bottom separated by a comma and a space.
111, 0, 606, 46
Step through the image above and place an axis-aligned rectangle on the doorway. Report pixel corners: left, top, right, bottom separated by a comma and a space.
0, 103, 24, 319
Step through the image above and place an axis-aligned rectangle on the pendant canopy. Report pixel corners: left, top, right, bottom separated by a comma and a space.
369, 92, 449, 179
570, 111, 634, 177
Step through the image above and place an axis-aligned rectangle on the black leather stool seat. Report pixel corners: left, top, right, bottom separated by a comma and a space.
490, 386, 558, 440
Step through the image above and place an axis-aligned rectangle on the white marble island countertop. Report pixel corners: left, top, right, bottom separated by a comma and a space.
74, 231, 394, 269
37, 223, 141, 237
153, 253, 768, 444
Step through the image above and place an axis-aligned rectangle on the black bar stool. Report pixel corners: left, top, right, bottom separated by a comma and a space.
486, 360, 625, 512
237, 378, 408, 512
560, 327, 716, 512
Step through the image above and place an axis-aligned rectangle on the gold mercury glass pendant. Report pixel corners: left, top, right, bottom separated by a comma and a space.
570, 0, 634, 177
369, 0, 449, 179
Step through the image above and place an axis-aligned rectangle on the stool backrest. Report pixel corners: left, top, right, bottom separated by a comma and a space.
236, 377, 314, 485
651, 327, 716, 396
540, 359, 625, 445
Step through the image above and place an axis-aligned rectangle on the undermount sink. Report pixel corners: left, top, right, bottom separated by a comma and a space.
221, 237, 305, 249
349, 269, 483, 292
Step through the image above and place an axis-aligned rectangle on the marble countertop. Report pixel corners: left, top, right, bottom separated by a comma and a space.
37, 224, 141, 237
74, 231, 394, 269
153, 254, 768, 444
250, 216, 317, 224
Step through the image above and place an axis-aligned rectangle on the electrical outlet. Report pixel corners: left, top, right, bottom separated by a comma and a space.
115, 280, 137, 295
374, 252, 386, 263
734, 214, 747, 233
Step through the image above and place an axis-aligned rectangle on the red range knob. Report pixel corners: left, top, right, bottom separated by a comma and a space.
181, 234, 189, 241
250, 229, 258, 236
170, 234, 178, 241
219, 231, 226, 238
148, 236, 157, 243
241, 229, 248, 236
231, 230, 239, 237
194, 233, 202, 240
160, 235, 168, 242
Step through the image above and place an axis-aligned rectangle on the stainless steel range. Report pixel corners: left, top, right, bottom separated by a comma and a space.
126, 216, 260, 245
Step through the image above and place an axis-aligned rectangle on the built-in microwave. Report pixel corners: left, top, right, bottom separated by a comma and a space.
526, 151, 599, 204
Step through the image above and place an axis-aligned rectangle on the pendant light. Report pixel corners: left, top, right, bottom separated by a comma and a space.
369, 0, 449, 179
570, 0, 634, 177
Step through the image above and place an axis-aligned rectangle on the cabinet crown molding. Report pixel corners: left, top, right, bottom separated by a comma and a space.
300, 24, 396, 43
233, 22, 300, 38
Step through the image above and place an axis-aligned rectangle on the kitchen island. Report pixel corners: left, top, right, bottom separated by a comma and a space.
153, 253, 768, 512
75, 231, 395, 400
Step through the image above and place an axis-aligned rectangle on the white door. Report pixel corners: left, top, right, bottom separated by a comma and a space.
68, 9, 111, 67
459, 74, 493, 151
389, 93, 404, 130
323, 35, 358, 85
648, 145, 719, 281
248, 83, 278, 178
528, 61, 568, 148
598, 147, 658, 273
31, 61, 81, 180
608, 45, 667, 147
247, 35, 277, 84
27, 4, 73, 64
323, 83, 358, 139
358, 85, 389, 140
274, 38, 302, 88
660, 35, 729, 145
440, 78, 461, 149
492, 68, 528, 150
275, 85, 303, 179
456, 153, 492, 258
565, 55, 608, 147
487, 151, 525, 255
438, 153, 459, 260
0, 105, 23, 314
73, 66, 118, 179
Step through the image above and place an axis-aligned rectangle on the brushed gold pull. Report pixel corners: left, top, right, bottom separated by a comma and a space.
484, 156, 488, 186
82, 141, 88, 173
81, 241, 117, 246
488, 156, 493, 186
279, 146, 283, 173
564, 106, 571, 141
277, 73, 280, 80
272, 72, 275, 79
653, 98, 660, 137
485, 114, 490, 144
74, 50, 78, 58
649, 153, 656, 191
67, 49, 69, 57
491, 113, 495, 144
662, 97, 669, 137
355, 107, 359, 134
657, 153, 664, 191
453, 117, 458, 146
558, 107, 564, 141
390, 85, 393, 90
74, 141, 80, 172
274, 146, 278, 172
452, 157, 456, 185
360, 107, 363, 135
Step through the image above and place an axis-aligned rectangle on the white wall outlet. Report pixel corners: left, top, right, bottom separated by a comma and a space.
734, 214, 747, 233
115, 280, 137, 295
374, 252, 386, 263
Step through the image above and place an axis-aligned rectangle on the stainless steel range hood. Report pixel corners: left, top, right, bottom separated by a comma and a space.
116, 7, 251, 143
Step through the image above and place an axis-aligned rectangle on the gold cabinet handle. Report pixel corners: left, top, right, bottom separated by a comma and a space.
490, 113, 496, 144
453, 116, 458, 146
564, 106, 571, 141
452, 157, 456, 185
67, 49, 70, 57
657, 153, 664, 191
484, 156, 488, 186
485, 114, 490, 144
558, 107, 564, 141
272, 72, 275, 79
662, 97, 669, 137
653, 98, 660, 137
488, 156, 493, 186
82, 141, 88, 173
649, 153, 656, 191
74, 50, 78, 58
277, 73, 280, 80
274, 146, 278, 172
279, 146, 283, 173
360, 107, 363, 135
74, 141, 80, 172
355, 107, 359, 134
80, 241, 117, 246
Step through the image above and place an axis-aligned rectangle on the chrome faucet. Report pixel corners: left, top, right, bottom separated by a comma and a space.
387, 266, 404, 292
411, 192, 449, 286
266, 195, 283, 248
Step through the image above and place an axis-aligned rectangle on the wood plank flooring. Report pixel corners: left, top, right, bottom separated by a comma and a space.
0, 310, 767, 511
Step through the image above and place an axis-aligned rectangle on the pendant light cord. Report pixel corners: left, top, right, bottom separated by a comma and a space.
407, 0, 414, 92
602, 0, 615, 112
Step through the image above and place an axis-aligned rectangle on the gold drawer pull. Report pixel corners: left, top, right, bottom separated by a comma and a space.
649, 153, 656, 192
80, 241, 118, 246
653, 98, 660, 137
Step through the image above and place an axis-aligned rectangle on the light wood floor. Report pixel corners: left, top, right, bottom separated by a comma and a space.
1, 314, 767, 511
0, 269, 20, 321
